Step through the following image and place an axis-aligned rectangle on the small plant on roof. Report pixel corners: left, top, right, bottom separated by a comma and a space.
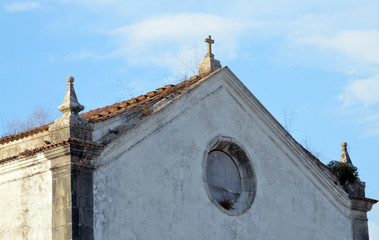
327, 161, 359, 184
218, 195, 236, 210
142, 104, 152, 116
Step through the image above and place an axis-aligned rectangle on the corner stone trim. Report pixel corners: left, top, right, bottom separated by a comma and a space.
45, 142, 102, 240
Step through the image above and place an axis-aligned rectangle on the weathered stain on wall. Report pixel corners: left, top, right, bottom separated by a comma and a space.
0, 153, 52, 239
92, 75, 354, 239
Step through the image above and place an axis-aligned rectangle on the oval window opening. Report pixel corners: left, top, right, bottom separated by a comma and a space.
206, 151, 241, 208
204, 140, 256, 215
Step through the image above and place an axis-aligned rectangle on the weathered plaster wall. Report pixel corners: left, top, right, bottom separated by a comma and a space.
0, 153, 52, 239
93, 75, 353, 239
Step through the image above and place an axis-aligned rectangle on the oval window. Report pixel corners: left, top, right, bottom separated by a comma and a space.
206, 151, 241, 204
204, 140, 256, 215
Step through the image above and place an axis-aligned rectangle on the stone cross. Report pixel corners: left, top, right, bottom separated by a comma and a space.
198, 35, 221, 75
204, 35, 215, 58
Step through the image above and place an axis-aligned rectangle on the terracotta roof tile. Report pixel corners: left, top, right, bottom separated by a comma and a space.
146, 91, 156, 97
0, 124, 49, 144
80, 69, 217, 123
0, 69, 218, 145
156, 88, 165, 93
190, 75, 199, 81
0, 67, 378, 203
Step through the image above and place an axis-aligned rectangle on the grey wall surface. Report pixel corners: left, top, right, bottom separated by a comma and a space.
93, 73, 353, 240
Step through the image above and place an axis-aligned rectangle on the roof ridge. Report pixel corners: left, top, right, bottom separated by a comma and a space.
80, 69, 219, 123
0, 124, 50, 144
0, 69, 221, 144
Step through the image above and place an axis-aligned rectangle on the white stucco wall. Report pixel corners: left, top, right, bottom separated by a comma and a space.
0, 153, 52, 240
93, 73, 353, 239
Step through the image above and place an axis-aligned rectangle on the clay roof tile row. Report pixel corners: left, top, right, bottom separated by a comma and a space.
0, 68, 378, 204
0, 70, 216, 144
0, 125, 49, 144
80, 70, 215, 123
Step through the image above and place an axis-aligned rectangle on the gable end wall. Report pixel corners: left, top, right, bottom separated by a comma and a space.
93, 71, 354, 239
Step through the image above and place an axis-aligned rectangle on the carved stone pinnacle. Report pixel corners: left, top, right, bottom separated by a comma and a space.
340, 142, 352, 164
49, 76, 92, 141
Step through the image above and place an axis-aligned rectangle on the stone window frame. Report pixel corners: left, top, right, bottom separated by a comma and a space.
203, 136, 257, 216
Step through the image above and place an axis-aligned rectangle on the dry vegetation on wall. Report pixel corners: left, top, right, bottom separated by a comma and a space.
327, 161, 359, 184
0, 107, 54, 137
218, 195, 236, 210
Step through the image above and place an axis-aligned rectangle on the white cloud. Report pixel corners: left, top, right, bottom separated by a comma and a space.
62, 0, 118, 3
336, 75, 379, 136
60, 0, 120, 7
64, 50, 96, 62
105, 13, 257, 68
109, 13, 247, 44
338, 75, 379, 107
291, 26, 379, 136
297, 30, 379, 66
360, 113, 379, 137
286, 13, 379, 74
4, 1, 41, 12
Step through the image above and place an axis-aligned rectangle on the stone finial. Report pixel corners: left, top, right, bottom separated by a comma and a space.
58, 76, 85, 114
198, 35, 222, 75
340, 142, 352, 164
339, 142, 366, 198
49, 76, 92, 141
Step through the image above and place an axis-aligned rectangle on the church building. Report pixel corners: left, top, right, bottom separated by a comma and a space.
0, 36, 377, 240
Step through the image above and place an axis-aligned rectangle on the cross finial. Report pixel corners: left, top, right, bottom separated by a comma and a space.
204, 35, 215, 58
198, 35, 221, 75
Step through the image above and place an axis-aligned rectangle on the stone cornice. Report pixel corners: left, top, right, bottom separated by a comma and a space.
220, 67, 378, 213
0, 138, 103, 166
43, 139, 103, 171
350, 197, 378, 212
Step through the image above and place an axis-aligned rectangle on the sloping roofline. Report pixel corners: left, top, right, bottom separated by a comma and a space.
0, 69, 220, 144
0, 67, 377, 204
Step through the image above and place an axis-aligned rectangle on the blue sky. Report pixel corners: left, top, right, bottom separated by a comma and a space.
1, 0, 378, 237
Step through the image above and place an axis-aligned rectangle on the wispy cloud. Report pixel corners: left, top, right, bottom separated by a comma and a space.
287, 16, 379, 136
339, 75, 379, 107
4, 1, 41, 12
61, 0, 119, 4
297, 30, 379, 67
64, 50, 96, 62
285, 12, 379, 73
357, 113, 379, 137
105, 13, 257, 68
335, 75, 379, 137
